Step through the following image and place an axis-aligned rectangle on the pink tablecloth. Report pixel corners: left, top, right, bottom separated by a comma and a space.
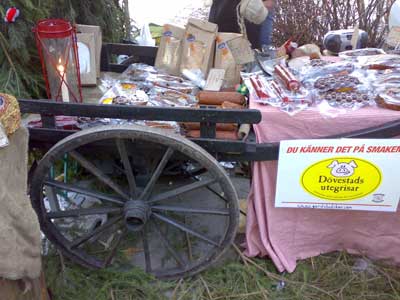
245, 102, 400, 273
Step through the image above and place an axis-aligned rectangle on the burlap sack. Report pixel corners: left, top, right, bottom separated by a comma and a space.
0, 127, 42, 280
0, 93, 21, 136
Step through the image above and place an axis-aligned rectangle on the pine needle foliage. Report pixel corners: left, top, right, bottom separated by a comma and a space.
0, 0, 126, 98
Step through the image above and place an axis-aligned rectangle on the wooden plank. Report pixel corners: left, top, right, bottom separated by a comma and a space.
0, 272, 49, 300
18, 99, 262, 124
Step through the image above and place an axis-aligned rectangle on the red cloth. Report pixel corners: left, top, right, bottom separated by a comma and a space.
245, 101, 400, 272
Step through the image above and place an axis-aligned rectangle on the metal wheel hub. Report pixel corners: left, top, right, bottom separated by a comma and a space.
123, 200, 151, 232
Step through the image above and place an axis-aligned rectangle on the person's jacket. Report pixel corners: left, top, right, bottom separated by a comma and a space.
209, 0, 262, 49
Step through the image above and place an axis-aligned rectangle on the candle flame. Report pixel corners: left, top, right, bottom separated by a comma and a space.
57, 58, 64, 73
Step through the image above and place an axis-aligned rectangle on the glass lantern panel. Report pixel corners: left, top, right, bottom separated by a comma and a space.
42, 36, 81, 103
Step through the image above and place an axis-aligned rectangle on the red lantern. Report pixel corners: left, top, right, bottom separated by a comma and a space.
34, 19, 83, 103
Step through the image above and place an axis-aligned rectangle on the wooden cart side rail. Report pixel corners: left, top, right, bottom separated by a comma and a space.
19, 99, 261, 124
26, 118, 400, 162
19, 99, 261, 139
101, 43, 158, 72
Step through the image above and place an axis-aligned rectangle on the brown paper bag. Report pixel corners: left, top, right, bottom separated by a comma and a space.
215, 33, 243, 88
180, 19, 218, 78
155, 24, 185, 76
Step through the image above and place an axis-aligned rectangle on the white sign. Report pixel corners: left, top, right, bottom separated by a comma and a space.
275, 139, 400, 212
204, 69, 226, 91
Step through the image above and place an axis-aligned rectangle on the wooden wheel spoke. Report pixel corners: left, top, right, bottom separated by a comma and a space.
148, 177, 216, 204
151, 220, 185, 267
151, 205, 229, 216
140, 147, 174, 201
69, 216, 123, 249
69, 150, 130, 200
152, 213, 220, 247
47, 207, 122, 219
142, 226, 152, 273
103, 229, 127, 268
116, 139, 137, 198
44, 180, 125, 205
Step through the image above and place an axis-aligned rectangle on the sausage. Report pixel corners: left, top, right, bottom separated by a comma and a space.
197, 91, 245, 105
182, 122, 238, 131
221, 101, 244, 109
274, 65, 301, 91
186, 130, 239, 140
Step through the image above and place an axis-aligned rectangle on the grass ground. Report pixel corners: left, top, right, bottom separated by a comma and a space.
44, 247, 400, 300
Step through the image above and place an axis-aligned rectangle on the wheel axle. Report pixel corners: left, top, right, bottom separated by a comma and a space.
124, 200, 150, 232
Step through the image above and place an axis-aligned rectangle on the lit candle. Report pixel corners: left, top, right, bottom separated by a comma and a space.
57, 61, 70, 103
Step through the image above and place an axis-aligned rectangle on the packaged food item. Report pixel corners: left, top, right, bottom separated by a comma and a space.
197, 91, 246, 106
180, 19, 218, 78
121, 63, 158, 81
339, 48, 386, 58
274, 65, 301, 91
376, 86, 400, 111
215, 33, 242, 88
155, 24, 185, 76
322, 90, 371, 106
300, 61, 355, 84
314, 74, 361, 92
358, 54, 400, 70
100, 82, 149, 106
143, 121, 180, 132
149, 87, 197, 107
148, 73, 198, 94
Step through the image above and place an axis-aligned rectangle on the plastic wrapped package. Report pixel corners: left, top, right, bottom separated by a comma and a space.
376, 85, 400, 111
121, 63, 158, 81
99, 82, 149, 106
373, 69, 400, 86
148, 87, 197, 107
147, 73, 199, 94
136, 120, 181, 133
300, 61, 356, 86
181, 69, 206, 88
99, 73, 120, 94
313, 74, 361, 93
357, 54, 400, 70
242, 71, 313, 115
339, 48, 386, 59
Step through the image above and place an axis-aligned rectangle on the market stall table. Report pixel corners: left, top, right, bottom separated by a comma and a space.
245, 100, 400, 273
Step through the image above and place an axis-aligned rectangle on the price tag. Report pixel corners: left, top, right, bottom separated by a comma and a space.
226, 36, 255, 65
204, 69, 226, 91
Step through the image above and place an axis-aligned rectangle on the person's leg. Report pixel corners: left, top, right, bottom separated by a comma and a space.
259, 9, 275, 47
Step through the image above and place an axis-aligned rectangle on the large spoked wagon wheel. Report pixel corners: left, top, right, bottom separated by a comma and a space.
31, 125, 239, 279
